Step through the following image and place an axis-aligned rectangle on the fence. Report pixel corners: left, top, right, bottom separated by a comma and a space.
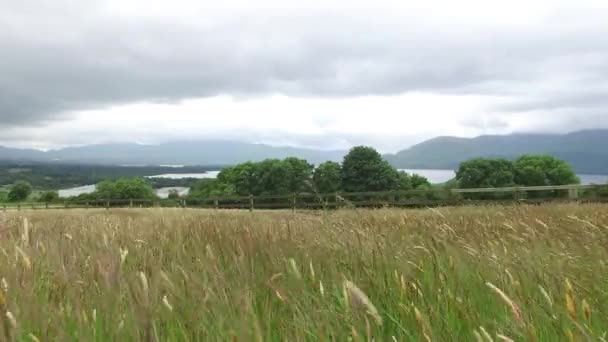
2, 183, 608, 211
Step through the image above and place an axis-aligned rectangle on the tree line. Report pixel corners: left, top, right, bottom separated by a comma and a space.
0, 146, 593, 203
188, 146, 432, 200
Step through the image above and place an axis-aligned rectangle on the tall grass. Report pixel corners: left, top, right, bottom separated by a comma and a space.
0, 204, 607, 340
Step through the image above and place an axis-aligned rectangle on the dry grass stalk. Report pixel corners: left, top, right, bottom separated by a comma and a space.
565, 279, 577, 321
486, 282, 523, 322
496, 333, 515, 342
414, 307, 432, 342
21, 217, 29, 245
15, 246, 32, 271
343, 280, 382, 326
582, 299, 591, 322
538, 285, 553, 308
479, 326, 494, 342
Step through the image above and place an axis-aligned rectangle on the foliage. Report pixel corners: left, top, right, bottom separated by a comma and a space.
1, 205, 608, 340
8, 181, 32, 202
217, 162, 258, 196
341, 146, 399, 192
188, 179, 236, 199
85, 178, 157, 201
313, 161, 342, 194
411, 173, 431, 189
0, 162, 222, 190
283, 157, 314, 193
514, 154, 580, 186
456, 158, 515, 189
167, 190, 181, 200
38, 190, 60, 203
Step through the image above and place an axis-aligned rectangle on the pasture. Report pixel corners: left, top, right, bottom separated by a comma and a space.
0, 204, 607, 341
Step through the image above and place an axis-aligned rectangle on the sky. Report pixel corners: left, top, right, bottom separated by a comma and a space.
1, 0, 608, 152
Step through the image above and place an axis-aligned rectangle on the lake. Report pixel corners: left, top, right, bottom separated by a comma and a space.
58, 169, 608, 198
146, 171, 221, 179
401, 170, 608, 185
59, 185, 190, 199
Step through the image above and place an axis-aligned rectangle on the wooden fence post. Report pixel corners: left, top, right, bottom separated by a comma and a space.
214, 199, 219, 210
249, 194, 254, 212
129, 199, 133, 208
45, 202, 49, 209
106, 201, 110, 210
292, 193, 297, 213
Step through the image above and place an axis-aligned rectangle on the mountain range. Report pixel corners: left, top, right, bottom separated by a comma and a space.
385, 129, 608, 174
1, 130, 607, 174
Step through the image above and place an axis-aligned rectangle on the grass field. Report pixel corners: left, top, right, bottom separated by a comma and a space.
0, 205, 607, 341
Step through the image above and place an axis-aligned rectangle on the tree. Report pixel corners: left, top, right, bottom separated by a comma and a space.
8, 181, 32, 202
167, 190, 181, 200
255, 159, 291, 195
39, 190, 60, 203
341, 146, 399, 192
411, 174, 431, 189
188, 179, 236, 199
283, 157, 314, 193
456, 158, 515, 188
313, 161, 343, 193
113, 178, 157, 199
94, 178, 156, 200
397, 171, 413, 190
514, 155, 579, 186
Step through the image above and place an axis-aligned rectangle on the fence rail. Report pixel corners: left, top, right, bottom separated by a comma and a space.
2, 183, 608, 211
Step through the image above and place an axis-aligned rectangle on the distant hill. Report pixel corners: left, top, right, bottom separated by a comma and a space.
1, 130, 607, 174
385, 130, 608, 174
0, 141, 346, 166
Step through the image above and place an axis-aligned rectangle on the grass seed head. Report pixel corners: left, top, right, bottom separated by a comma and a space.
565, 278, 577, 321
344, 280, 382, 326
486, 282, 523, 322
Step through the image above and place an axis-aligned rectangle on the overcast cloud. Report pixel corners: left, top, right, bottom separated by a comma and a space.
1, 0, 607, 151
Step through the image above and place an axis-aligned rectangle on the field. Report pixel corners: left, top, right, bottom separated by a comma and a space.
0, 205, 607, 341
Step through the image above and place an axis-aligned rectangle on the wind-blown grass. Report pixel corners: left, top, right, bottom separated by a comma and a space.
0, 204, 607, 340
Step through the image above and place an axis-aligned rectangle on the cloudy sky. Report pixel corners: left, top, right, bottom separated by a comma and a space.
1, 0, 607, 152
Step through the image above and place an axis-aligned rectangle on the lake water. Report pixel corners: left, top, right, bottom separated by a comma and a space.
398, 169, 607, 185
58, 169, 608, 198
59, 185, 190, 199
146, 171, 220, 179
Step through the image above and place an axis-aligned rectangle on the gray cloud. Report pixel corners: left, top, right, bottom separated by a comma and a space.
1, 0, 608, 137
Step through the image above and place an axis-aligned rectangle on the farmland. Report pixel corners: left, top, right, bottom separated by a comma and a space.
0, 204, 607, 341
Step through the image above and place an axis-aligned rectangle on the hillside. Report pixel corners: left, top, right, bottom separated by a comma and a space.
1, 130, 607, 174
385, 130, 608, 174
0, 141, 346, 166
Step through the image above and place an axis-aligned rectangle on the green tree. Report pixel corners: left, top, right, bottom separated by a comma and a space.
514, 155, 580, 186
397, 171, 413, 190
313, 161, 343, 193
411, 174, 431, 189
283, 157, 314, 193
189, 179, 236, 199
39, 190, 60, 203
341, 146, 399, 192
255, 159, 290, 195
8, 181, 32, 202
456, 158, 515, 188
167, 190, 181, 200
114, 178, 157, 199
95, 178, 156, 200
218, 162, 259, 196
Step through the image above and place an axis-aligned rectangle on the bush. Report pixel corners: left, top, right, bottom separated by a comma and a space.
8, 181, 32, 202
39, 191, 60, 203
